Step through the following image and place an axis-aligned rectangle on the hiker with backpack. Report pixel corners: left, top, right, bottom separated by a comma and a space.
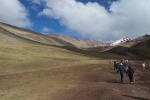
113, 61, 119, 73
126, 66, 135, 84
118, 63, 126, 84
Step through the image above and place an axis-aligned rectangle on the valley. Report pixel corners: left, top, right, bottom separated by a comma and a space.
0, 23, 150, 100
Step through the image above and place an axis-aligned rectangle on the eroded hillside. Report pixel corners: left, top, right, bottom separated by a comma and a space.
0, 23, 108, 48
0, 22, 150, 100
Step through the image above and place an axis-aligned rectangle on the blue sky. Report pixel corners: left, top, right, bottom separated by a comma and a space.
0, 0, 150, 42
20, 0, 116, 39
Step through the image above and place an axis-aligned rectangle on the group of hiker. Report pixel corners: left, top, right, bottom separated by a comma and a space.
113, 59, 135, 84
113, 59, 150, 84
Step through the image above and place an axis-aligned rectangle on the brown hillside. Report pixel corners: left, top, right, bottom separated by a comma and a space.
0, 23, 150, 100
107, 38, 150, 59
0, 23, 69, 46
106, 46, 128, 56
0, 23, 107, 48
128, 39, 150, 59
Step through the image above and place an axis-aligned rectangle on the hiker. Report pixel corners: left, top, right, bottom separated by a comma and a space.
113, 61, 116, 70
146, 60, 149, 66
142, 63, 146, 70
125, 59, 129, 63
124, 59, 129, 68
118, 63, 126, 84
120, 59, 125, 63
123, 62, 127, 68
114, 61, 119, 73
126, 66, 134, 84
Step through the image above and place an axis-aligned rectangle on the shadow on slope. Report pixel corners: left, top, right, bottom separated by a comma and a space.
122, 95, 150, 100
127, 39, 150, 59
61, 46, 125, 59
106, 46, 129, 56
106, 39, 150, 59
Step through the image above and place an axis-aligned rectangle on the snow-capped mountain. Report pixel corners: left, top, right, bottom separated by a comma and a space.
110, 37, 131, 46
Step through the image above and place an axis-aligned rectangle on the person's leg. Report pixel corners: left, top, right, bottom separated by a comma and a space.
129, 75, 134, 84
114, 66, 116, 70
129, 75, 132, 83
130, 75, 134, 84
122, 73, 125, 84
120, 74, 123, 83
121, 74, 125, 83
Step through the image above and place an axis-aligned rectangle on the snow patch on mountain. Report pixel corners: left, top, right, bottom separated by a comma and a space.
110, 37, 131, 46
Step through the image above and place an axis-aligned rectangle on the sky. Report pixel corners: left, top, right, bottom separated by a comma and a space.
0, 0, 150, 42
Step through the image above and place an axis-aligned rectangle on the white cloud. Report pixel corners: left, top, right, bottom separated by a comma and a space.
28, 0, 43, 5
0, 0, 32, 28
34, 0, 150, 41
42, 27, 53, 34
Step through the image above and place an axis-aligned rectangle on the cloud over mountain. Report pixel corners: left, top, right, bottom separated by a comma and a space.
0, 0, 32, 28
32, 0, 150, 41
1, 0, 150, 42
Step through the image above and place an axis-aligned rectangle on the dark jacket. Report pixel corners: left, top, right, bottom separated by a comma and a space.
118, 65, 126, 74
126, 67, 134, 75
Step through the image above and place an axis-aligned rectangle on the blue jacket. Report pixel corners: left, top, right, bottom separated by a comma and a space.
118, 65, 126, 74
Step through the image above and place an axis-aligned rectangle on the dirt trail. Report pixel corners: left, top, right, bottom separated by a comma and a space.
50, 64, 150, 100
0, 63, 150, 100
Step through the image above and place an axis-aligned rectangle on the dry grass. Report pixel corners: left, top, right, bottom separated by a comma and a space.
1, 28, 150, 100
0, 29, 119, 100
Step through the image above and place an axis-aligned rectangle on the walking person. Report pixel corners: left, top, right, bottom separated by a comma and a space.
114, 61, 119, 73
146, 60, 149, 66
118, 63, 126, 84
114, 61, 116, 70
142, 63, 146, 70
126, 66, 134, 84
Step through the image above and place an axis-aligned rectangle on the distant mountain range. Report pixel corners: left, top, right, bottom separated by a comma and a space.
0, 22, 150, 59
110, 34, 150, 46
107, 34, 150, 59
0, 23, 109, 48
0, 22, 150, 49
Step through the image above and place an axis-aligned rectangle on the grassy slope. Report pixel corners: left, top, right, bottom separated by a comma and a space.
0, 27, 112, 100
0, 27, 102, 74
0, 27, 150, 100
3, 24, 150, 100
0, 23, 69, 46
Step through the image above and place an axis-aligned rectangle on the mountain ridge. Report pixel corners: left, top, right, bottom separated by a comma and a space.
0, 22, 108, 48
0, 22, 150, 49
